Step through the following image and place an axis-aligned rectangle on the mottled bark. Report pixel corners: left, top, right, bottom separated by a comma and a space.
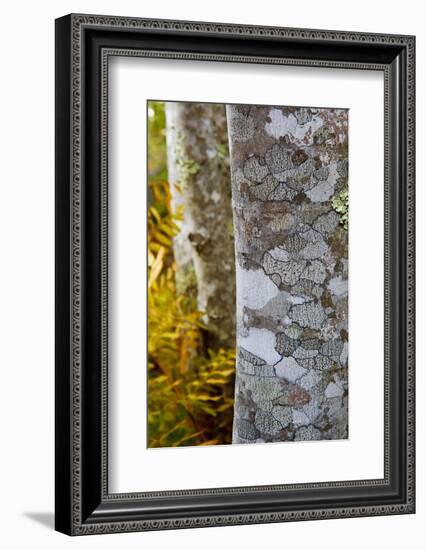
165, 102, 236, 350
227, 104, 349, 444
165, 103, 194, 278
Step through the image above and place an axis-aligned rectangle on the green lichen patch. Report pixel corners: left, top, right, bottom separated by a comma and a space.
331, 188, 349, 230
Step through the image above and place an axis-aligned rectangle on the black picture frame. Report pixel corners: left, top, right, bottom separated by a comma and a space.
55, 13, 415, 535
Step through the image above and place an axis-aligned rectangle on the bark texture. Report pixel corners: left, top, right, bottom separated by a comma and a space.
227, 104, 349, 444
165, 103, 194, 277
165, 102, 236, 350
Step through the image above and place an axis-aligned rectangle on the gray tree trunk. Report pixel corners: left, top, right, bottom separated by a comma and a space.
165, 102, 236, 350
227, 104, 349, 444
165, 103, 194, 280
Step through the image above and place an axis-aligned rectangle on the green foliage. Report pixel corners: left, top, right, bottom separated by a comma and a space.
147, 102, 236, 447
148, 197, 236, 446
148, 347, 236, 447
147, 101, 168, 188
332, 188, 349, 230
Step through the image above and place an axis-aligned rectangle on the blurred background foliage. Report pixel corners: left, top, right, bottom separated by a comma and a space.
147, 101, 236, 448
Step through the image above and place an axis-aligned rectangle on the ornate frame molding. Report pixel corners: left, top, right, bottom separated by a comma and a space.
55, 14, 415, 535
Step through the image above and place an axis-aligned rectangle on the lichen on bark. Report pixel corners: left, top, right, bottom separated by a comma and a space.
227, 104, 349, 444
165, 102, 236, 350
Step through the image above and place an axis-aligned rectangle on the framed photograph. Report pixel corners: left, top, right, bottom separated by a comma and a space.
55, 14, 415, 535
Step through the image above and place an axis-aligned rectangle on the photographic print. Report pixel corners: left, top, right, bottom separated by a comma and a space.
147, 101, 349, 448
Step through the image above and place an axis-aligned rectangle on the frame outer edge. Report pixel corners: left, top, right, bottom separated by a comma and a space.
60, 13, 415, 535
55, 14, 73, 536
70, 13, 83, 536
405, 36, 415, 514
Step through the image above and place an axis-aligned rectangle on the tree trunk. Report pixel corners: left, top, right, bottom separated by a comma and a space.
165, 103, 194, 281
165, 102, 236, 350
227, 104, 349, 443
